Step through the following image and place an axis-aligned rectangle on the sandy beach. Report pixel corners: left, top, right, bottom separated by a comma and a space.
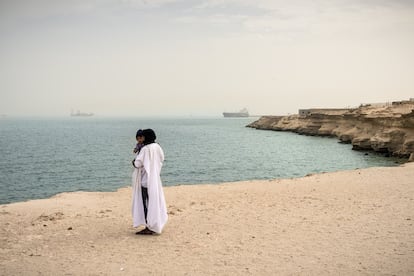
1, 163, 414, 275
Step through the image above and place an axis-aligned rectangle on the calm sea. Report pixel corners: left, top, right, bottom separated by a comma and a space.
0, 117, 402, 204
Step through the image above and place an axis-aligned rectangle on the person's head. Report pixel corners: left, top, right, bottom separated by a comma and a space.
142, 129, 156, 145
136, 129, 144, 144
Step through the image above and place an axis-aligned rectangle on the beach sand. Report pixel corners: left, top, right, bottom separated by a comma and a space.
1, 163, 414, 275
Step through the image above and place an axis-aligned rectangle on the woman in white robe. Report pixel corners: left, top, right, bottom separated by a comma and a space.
132, 129, 168, 235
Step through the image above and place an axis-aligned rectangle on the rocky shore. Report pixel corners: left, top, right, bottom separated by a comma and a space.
247, 101, 414, 160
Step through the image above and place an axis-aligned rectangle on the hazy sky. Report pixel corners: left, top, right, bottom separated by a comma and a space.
1, 0, 413, 117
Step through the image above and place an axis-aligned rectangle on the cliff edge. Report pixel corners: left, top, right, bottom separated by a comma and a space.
247, 101, 414, 160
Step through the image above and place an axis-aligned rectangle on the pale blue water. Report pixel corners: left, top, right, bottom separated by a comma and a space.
0, 117, 402, 204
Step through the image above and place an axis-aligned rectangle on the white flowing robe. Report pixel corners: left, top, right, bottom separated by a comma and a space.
132, 143, 168, 234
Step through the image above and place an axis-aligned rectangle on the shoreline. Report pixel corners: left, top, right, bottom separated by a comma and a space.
1, 163, 414, 275
1, 160, 406, 206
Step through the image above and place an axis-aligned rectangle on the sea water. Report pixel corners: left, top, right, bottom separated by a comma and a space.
0, 117, 402, 204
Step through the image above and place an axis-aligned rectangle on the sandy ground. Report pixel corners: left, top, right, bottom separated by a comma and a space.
1, 163, 414, 275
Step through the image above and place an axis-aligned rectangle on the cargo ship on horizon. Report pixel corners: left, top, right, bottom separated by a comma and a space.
223, 108, 249, 118
70, 110, 94, 117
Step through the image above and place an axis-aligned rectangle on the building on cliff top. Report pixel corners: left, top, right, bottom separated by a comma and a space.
299, 108, 352, 117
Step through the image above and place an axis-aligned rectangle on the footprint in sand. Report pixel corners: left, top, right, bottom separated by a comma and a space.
36, 212, 64, 222
97, 209, 113, 218
168, 205, 183, 215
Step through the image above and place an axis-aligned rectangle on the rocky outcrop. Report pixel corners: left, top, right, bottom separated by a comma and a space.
247, 102, 414, 159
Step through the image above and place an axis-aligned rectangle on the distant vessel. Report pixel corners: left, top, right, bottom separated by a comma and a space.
70, 110, 94, 117
223, 108, 249, 118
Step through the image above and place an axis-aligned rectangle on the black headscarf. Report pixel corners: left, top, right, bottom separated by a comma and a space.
142, 129, 156, 145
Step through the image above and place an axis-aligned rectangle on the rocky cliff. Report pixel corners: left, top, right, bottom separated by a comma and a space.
247, 101, 414, 160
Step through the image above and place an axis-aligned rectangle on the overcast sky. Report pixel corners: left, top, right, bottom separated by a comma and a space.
1, 0, 413, 117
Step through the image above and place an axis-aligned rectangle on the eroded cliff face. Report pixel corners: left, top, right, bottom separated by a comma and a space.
247, 102, 414, 159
